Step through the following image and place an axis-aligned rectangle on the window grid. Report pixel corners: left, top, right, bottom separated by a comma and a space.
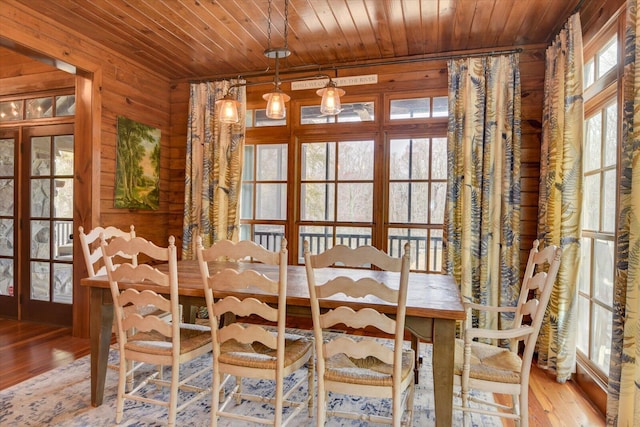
299, 140, 375, 257
241, 93, 448, 268
239, 143, 288, 250
579, 99, 617, 377
0, 94, 76, 123
387, 137, 446, 272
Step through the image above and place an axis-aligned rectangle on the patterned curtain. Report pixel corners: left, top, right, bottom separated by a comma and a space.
444, 54, 522, 336
606, 1, 640, 424
182, 80, 246, 259
536, 13, 583, 383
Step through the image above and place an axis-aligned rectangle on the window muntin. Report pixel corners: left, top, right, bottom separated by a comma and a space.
300, 102, 375, 125
432, 96, 448, 117
579, 97, 617, 376
387, 136, 447, 272
300, 140, 374, 223
242, 91, 448, 268
254, 109, 286, 127
592, 302, 612, 373
389, 96, 449, 120
0, 101, 23, 122
0, 137, 14, 296
240, 143, 288, 250
55, 95, 76, 116
597, 37, 618, 79
584, 59, 595, 88
390, 98, 430, 119
584, 35, 618, 90
26, 97, 53, 119
0, 95, 75, 122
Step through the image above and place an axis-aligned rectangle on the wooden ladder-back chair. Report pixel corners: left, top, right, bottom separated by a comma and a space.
79, 225, 173, 379
453, 239, 562, 427
304, 241, 415, 426
101, 234, 212, 427
78, 225, 137, 277
79, 225, 140, 378
196, 237, 314, 427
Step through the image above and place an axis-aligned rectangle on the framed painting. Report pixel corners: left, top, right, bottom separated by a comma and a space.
114, 116, 160, 210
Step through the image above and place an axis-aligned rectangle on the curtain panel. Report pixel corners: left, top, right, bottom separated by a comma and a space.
536, 13, 583, 382
182, 81, 246, 259
606, 0, 640, 424
444, 54, 522, 335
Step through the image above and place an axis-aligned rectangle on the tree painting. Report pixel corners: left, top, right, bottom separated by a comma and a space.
114, 116, 160, 210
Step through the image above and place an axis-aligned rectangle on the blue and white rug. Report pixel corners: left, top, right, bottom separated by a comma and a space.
0, 333, 501, 426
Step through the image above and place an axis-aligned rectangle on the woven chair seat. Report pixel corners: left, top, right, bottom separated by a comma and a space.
219, 333, 312, 369
198, 239, 314, 426
324, 349, 414, 387
453, 338, 522, 384
126, 323, 211, 356
102, 235, 212, 426
453, 241, 562, 427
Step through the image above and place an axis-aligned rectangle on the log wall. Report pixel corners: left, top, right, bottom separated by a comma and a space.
2, 0, 617, 336
1, 1, 174, 337
169, 51, 545, 276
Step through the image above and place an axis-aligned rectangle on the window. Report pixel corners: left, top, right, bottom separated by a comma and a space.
301, 102, 375, 124
0, 94, 76, 122
240, 92, 448, 268
387, 137, 447, 272
579, 102, 617, 375
389, 96, 448, 120
246, 109, 287, 127
299, 139, 374, 260
579, 27, 620, 381
240, 143, 288, 250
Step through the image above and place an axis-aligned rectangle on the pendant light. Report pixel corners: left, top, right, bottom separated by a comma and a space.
263, 0, 291, 119
215, 0, 345, 123
317, 79, 345, 115
216, 94, 240, 123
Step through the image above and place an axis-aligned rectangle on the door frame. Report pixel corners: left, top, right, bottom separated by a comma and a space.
20, 123, 75, 326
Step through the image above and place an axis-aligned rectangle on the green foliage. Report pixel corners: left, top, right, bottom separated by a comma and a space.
114, 116, 160, 210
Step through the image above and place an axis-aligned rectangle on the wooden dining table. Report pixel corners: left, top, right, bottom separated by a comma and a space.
81, 259, 465, 426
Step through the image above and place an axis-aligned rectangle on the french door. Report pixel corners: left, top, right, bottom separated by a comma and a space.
0, 128, 17, 318
0, 124, 74, 325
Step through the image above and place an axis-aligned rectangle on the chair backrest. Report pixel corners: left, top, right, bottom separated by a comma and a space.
515, 239, 562, 366
78, 225, 136, 277
101, 234, 180, 348
196, 237, 288, 369
304, 241, 411, 388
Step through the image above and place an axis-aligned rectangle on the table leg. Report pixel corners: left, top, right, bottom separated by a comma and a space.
411, 333, 420, 383
90, 287, 113, 407
432, 318, 456, 427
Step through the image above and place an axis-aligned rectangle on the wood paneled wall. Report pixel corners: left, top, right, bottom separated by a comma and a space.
0, 50, 74, 93
1, 0, 174, 337
168, 52, 545, 275
2, 0, 616, 337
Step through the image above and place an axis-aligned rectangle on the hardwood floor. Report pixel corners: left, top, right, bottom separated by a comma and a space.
0, 318, 90, 390
0, 318, 604, 426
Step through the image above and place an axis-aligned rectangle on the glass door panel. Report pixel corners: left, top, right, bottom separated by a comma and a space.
0, 130, 17, 317
21, 124, 74, 325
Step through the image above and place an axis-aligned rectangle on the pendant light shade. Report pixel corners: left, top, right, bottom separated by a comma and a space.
213, 1, 349, 122
317, 80, 345, 115
263, 88, 291, 119
216, 96, 240, 123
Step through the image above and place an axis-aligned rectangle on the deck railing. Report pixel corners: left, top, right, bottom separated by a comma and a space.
254, 230, 443, 272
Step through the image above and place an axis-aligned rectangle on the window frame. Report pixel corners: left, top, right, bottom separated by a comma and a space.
240, 88, 449, 269
577, 12, 624, 393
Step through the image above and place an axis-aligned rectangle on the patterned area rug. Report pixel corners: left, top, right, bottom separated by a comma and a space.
0, 332, 501, 426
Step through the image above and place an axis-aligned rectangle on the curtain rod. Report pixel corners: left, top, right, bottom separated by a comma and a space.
571, 0, 587, 16
189, 47, 524, 84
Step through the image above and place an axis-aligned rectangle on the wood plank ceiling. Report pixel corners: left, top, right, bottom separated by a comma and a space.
9, 0, 584, 81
